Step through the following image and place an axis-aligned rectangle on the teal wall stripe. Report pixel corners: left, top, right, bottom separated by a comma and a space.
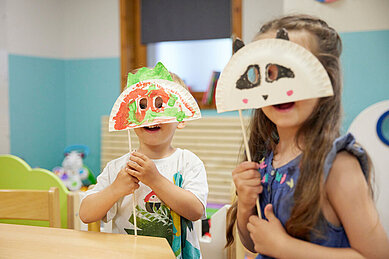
341, 30, 389, 131
7, 30, 389, 177
8, 55, 66, 170
64, 58, 120, 176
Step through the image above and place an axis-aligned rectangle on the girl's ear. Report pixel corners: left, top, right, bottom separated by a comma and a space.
177, 121, 186, 129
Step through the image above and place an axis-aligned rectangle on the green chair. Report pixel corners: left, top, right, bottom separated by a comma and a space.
0, 155, 71, 228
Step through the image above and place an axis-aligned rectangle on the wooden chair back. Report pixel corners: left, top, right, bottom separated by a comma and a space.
0, 155, 70, 228
0, 187, 61, 228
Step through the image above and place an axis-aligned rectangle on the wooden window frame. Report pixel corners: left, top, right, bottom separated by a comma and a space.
120, 0, 242, 107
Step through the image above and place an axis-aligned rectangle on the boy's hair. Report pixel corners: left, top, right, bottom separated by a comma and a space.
170, 72, 189, 90
226, 14, 371, 246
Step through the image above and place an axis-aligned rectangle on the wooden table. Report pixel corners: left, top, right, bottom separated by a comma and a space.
0, 223, 175, 259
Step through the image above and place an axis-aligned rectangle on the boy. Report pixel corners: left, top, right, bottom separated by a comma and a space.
79, 72, 208, 259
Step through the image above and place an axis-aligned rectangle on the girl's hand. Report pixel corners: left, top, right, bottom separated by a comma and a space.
127, 151, 161, 187
233, 161, 262, 211
111, 166, 140, 198
247, 204, 289, 257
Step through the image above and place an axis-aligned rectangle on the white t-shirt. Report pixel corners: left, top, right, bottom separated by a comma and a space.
83, 148, 208, 258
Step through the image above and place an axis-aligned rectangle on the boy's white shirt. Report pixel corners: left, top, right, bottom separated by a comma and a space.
82, 148, 208, 251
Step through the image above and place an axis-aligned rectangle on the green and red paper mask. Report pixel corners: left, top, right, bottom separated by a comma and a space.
109, 62, 201, 131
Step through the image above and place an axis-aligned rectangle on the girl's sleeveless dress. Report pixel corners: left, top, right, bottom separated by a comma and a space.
256, 133, 369, 259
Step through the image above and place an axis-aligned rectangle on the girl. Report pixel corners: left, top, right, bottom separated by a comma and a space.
226, 15, 389, 258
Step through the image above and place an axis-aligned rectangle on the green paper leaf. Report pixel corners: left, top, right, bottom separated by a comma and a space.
126, 62, 173, 88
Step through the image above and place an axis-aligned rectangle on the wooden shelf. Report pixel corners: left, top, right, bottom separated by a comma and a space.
191, 91, 216, 110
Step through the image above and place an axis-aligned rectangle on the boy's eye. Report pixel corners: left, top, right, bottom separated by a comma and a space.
154, 96, 163, 108
265, 63, 295, 82
139, 98, 148, 109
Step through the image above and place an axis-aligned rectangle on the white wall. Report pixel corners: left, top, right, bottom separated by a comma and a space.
6, 0, 64, 58
241, 0, 389, 43
242, 0, 283, 43
6, 0, 120, 59
283, 0, 389, 33
62, 0, 119, 59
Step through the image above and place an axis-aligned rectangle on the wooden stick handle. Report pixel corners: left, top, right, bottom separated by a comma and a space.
128, 130, 137, 236
238, 110, 262, 218
239, 110, 251, 162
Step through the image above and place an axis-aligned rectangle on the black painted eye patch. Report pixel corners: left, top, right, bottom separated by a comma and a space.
265, 64, 295, 83
236, 65, 260, 90
235, 63, 295, 91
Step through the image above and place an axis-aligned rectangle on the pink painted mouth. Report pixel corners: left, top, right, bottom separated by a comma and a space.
242, 98, 248, 104
287, 90, 293, 96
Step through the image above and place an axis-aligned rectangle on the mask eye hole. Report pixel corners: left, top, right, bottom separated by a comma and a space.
154, 96, 163, 109
265, 63, 295, 83
247, 66, 260, 84
266, 64, 279, 82
139, 98, 148, 110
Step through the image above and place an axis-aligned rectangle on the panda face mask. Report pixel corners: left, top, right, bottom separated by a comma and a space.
215, 29, 333, 113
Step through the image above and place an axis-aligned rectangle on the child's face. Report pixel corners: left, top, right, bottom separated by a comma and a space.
259, 30, 320, 131
133, 122, 183, 149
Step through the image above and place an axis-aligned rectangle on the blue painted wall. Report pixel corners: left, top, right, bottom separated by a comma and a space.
9, 55, 66, 170
64, 58, 120, 176
8, 30, 388, 176
341, 30, 389, 131
8, 55, 120, 176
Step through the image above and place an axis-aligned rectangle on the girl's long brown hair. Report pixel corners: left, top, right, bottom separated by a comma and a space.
226, 14, 347, 245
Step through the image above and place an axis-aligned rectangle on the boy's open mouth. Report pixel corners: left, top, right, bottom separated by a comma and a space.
273, 102, 295, 110
144, 124, 161, 132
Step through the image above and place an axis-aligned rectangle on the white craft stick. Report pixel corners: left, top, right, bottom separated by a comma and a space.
128, 129, 137, 236
238, 110, 261, 218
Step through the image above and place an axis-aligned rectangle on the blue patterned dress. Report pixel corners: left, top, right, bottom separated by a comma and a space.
255, 133, 369, 259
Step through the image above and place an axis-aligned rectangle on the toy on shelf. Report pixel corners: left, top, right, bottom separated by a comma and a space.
52, 145, 96, 191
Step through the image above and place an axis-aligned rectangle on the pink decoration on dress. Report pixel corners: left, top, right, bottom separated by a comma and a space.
280, 174, 287, 184
242, 98, 248, 104
259, 161, 267, 169
287, 90, 293, 96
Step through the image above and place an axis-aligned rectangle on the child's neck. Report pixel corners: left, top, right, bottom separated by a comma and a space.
273, 126, 302, 168
137, 144, 176, 160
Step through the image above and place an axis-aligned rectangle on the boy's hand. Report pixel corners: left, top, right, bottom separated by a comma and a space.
111, 166, 140, 198
127, 152, 161, 187
233, 161, 262, 212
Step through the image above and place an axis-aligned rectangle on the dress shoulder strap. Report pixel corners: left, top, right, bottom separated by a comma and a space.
323, 133, 370, 182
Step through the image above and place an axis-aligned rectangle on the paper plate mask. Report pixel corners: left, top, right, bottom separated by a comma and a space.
109, 66, 201, 131
215, 37, 333, 112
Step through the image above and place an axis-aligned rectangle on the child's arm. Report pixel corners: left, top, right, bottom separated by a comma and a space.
235, 162, 263, 252
79, 166, 139, 223
127, 151, 204, 221
232, 161, 262, 252
247, 151, 389, 259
